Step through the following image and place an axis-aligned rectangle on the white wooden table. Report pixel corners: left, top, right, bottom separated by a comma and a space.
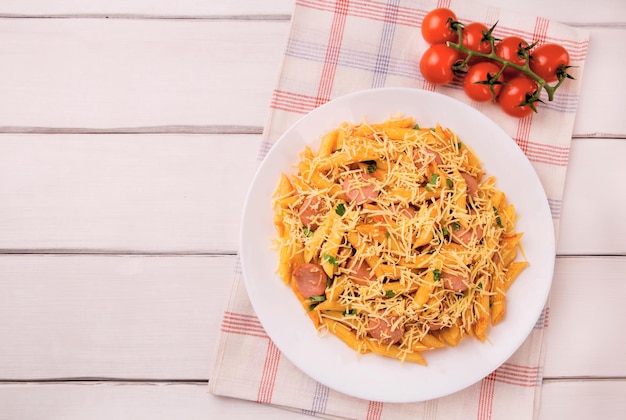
1, 1, 625, 418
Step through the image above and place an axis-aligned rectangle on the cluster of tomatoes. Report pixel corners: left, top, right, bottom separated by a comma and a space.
419, 8, 571, 118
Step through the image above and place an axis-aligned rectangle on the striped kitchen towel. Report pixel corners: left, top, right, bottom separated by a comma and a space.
210, 0, 589, 419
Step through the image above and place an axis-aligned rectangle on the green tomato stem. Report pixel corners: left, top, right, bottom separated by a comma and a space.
446, 25, 566, 104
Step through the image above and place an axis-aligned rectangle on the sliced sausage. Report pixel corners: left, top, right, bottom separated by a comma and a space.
343, 172, 378, 204
346, 257, 376, 286
392, 204, 416, 219
298, 196, 322, 230
451, 225, 484, 246
413, 147, 443, 169
441, 271, 470, 292
367, 316, 404, 345
293, 263, 327, 298
460, 172, 479, 200
427, 322, 443, 331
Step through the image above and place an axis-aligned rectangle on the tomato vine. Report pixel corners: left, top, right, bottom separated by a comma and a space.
419, 8, 574, 117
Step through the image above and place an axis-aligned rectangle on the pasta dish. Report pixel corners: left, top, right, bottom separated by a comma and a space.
272, 116, 527, 364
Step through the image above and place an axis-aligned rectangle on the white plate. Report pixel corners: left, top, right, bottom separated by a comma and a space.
240, 88, 555, 403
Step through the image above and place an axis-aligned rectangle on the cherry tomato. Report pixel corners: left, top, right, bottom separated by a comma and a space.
420, 44, 461, 85
421, 8, 458, 45
461, 22, 492, 55
530, 43, 570, 83
463, 62, 504, 102
495, 36, 529, 76
497, 77, 539, 118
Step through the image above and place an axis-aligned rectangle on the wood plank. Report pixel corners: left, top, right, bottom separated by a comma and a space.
0, 382, 311, 420
0, 19, 622, 136
0, 0, 294, 17
0, 255, 237, 380
0, 380, 623, 419
0, 134, 260, 253
0, 254, 623, 380
0, 0, 623, 24
573, 27, 626, 138
539, 380, 626, 420
1, 135, 624, 254
557, 139, 626, 255
544, 256, 626, 377
0, 19, 289, 129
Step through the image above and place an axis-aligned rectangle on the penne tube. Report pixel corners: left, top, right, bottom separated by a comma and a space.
365, 339, 427, 366
413, 269, 437, 309
314, 137, 382, 171
503, 261, 529, 289
317, 129, 338, 158
322, 318, 369, 354
473, 279, 491, 342
413, 203, 437, 248
418, 333, 447, 349
315, 301, 348, 313
320, 211, 345, 277
381, 127, 416, 141
437, 323, 463, 347
304, 214, 334, 263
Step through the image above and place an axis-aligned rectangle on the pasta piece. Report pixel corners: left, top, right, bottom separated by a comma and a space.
304, 215, 334, 263
317, 129, 338, 158
322, 318, 369, 354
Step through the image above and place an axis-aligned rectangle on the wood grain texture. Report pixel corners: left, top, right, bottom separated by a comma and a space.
0, 20, 622, 136
544, 256, 626, 377
539, 379, 626, 420
0, 382, 312, 420
0, 0, 294, 18
0, 254, 623, 380
557, 138, 626, 255
0, 380, 623, 420
0, 134, 259, 253
0, 255, 237, 380
0, 19, 289, 129
1, 0, 624, 24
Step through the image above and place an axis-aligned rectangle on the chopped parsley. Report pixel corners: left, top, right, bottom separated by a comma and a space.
433, 269, 441, 281
322, 253, 338, 266
365, 160, 377, 174
335, 203, 346, 216
446, 178, 453, 189
452, 222, 461, 231
425, 174, 439, 192
493, 206, 504, 228
302, 226, 313, 237
342, 309, 357, 316
385, 290, 396, 298
310, 295, 326, 302
413, 123, 420, 130
308, 303, 319, 312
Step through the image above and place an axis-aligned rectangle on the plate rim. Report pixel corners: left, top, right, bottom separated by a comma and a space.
239, 87, 556, 402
